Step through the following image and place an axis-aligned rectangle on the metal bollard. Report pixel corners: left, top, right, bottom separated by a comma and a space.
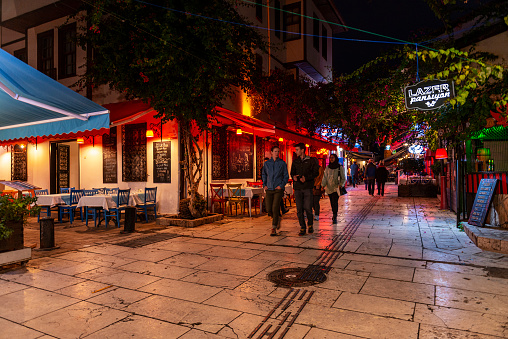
123, 207, 136, 233
39, 217, 56, 249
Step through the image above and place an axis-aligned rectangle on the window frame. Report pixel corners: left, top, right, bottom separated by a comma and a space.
58, 22, 77, 79
37, 29, 55, 79
321, 25, 328, 60
283, 2, 301, 42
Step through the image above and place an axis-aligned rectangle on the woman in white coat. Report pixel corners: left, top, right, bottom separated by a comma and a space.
321, 154, 346, 224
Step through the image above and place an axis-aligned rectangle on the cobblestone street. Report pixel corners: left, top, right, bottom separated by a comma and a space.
1, 183, 508, 338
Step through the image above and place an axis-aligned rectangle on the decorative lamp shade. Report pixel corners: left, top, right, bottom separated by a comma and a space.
236, 128, 242, 135
435, 148, 447, 159
278, 137, 283, 142
146, 129, 154, 138
76, 137, 84, 144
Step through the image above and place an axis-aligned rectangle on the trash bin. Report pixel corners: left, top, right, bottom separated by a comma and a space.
39, 217, 55, 249
124, 207, 136, 233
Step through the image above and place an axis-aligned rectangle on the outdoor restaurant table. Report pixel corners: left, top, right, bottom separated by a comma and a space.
35, 194, 70, 207
223, 187, 264, 217
399, 176, 437, 185
76, 195, 117, 211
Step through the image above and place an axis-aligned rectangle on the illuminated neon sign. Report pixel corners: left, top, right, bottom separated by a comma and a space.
404, 80, 455, 110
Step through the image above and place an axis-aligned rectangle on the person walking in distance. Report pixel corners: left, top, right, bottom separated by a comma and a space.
262, 146, 289, 236
350, 161, 359, 188
365, 159, 377, 196
375, 160, 389, 196
312, 161, 325, 221
290, 143, 319, 236
321, 154, 346, 224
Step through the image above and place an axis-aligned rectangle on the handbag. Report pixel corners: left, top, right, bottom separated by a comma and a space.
340, 186, 348, 195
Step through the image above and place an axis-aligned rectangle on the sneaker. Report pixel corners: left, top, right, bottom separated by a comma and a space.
298, 228, 306, 236
314, 215, 319, 221
308, 225, 314, 234
270, 228, 277, 236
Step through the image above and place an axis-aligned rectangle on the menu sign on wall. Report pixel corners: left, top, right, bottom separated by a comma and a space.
153, 141, 171, 183
404, 80, 455, 110
103, 126, 118, 183
468, 179, 498, 226
11, 149, 27, 181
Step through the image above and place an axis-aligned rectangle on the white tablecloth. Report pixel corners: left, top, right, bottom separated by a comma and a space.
223, 187, 264, 217
76, 195, 117, 211
36, 194, 69, 207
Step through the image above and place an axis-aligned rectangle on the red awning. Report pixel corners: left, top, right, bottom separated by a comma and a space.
275, 128, 339, 151
214, 107, 275, 137
104, 100, 155, 126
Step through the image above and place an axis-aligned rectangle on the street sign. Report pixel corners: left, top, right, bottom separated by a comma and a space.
404, 80, 455, 111
468, 179, 498, 227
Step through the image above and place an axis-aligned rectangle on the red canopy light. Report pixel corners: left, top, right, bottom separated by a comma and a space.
435, 148, 447, 159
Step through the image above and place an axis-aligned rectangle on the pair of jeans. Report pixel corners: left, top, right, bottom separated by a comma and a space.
352, 174, 358, 188
367, 178, 376, 195
377, 181, 385, 196
328, 192, 339, 218
294, 188, 313, 228
312, 194, 320, 216
265, 189, 284, 227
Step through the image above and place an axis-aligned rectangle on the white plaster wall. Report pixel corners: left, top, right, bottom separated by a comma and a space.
0, 147, 11, 181
472, 31, 508, 66
79, 131, 180, 215
26, 141, 50, 189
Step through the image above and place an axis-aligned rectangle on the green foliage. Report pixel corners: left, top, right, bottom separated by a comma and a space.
0, 195, 40, 240
429, 161, 442, 174
75, 0, 266, 128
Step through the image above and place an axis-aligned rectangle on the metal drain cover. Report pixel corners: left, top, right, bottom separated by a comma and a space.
267, 267, 327, 287
114, 233, 179, 248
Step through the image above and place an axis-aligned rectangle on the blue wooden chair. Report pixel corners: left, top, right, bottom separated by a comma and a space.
60, 187, 75, 193
137, 187, 157, 222
58, 189, 84, 224
84, 189, 101, 227
104, 188, 130, 228
93, 187, 106, 194
105, 188, 119, 195
35, 189, 50, 222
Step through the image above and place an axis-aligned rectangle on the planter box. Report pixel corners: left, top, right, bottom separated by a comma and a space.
0, 221, 24, 253
0, 247, 31, 266
398, 184, 438, 197
157, 213, 223, 228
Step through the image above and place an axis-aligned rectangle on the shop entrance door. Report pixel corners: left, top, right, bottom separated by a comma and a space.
50, 142, 78, 194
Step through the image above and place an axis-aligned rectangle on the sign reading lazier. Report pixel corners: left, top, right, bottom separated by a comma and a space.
404, 80, 455, 110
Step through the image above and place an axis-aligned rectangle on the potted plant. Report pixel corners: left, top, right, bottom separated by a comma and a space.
0, 194, 40, 265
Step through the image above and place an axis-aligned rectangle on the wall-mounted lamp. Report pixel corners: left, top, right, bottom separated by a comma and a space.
236, 128, 242, 135
278, 137, 284, 142
77, 137, 84, 144
146, 129, 154, 138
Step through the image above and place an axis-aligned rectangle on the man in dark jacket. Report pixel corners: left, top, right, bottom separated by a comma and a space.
350, 161, 359, 188
290, 143, 319, 235
365, 159, 377, 196
375, 160, 389, 196
262, 146, 289, 236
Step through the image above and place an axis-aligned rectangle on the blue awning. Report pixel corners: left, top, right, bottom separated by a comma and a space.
0, 48, 109, 141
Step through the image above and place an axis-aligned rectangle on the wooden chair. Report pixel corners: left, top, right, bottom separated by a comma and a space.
210, 184, 227, 215
105, 188, 119, 195
58, 189, 84, 224
105, 188, 131, 227
226, 184, 248, 216
84, 189, 101, 226
34, 189, 50, 222
60, 187, 75, 193
93, 187, 107, 194
137, 187, 157, 222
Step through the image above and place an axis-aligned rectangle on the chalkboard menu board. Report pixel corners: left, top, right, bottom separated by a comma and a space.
57, 144, 70, 191
153, 141, 171, 183
468, 179, 498, 226
11, 149, 27, 181
103, 126, 117, 183
122, 123, 147, 182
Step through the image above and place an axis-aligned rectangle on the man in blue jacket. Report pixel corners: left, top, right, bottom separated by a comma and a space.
262, 146, 289, 236
350, 161, 359, 188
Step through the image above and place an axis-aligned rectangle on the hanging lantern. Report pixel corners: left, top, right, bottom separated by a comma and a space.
146, 129, 154, 138
435, 148, 447, 159
236, 128, 242, 135
77, 137, 84, 144
278, 137, 284, 142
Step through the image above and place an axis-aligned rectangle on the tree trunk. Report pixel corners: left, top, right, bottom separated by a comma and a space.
180, 120, 206, 218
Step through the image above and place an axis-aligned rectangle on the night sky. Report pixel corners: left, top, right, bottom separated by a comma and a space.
332, 0, 444, 75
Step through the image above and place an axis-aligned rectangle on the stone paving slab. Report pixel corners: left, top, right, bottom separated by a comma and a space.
1, 183, 508, 338
464, 222, 508, 254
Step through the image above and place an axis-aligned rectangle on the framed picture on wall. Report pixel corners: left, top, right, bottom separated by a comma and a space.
228, 132, 254, 179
